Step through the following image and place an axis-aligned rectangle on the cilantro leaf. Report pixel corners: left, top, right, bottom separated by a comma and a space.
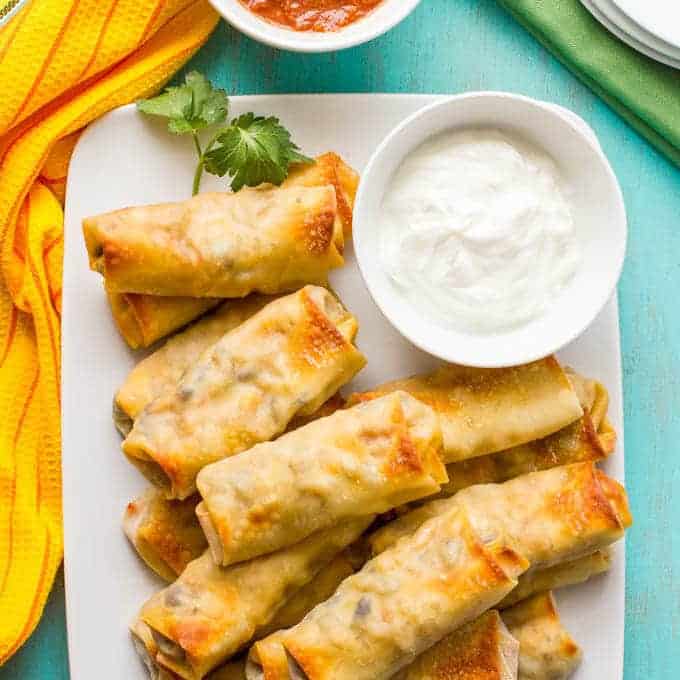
204, 114, 313, 191
137, 71, 229, 135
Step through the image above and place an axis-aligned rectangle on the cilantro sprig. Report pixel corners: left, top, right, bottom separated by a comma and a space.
137, 72, 313, 195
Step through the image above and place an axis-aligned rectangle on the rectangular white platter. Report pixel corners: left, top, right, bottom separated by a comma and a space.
62, 95, 625, 680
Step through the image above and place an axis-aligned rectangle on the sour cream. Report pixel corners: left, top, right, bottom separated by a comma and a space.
379, 128, 580, 334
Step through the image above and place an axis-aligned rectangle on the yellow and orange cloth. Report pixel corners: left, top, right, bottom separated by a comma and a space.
0, 0, 218, 663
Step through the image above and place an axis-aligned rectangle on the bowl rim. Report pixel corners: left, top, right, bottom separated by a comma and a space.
208, 0, 422, 52
352, 90, 628, 368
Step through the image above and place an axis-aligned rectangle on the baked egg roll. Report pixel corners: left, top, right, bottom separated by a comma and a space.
113, 296, 275, 436
438, 410, 611, 498
135, 518, 371, 680
347, 358, 583, 463
498, 549, 611, 609
106, 286, 220, 350
123, 286, 366, 499
248, 507, 527, 680
501, 592, 581, 680
83, 185, 343, 297
367, 463, 631, 569
196, 391, 447, 566
106, 152, 359, 349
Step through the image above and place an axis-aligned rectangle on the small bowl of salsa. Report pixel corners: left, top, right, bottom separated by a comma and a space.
209, 0, 422, 51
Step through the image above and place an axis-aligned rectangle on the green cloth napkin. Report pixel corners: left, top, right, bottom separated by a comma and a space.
497, 0, 680, 165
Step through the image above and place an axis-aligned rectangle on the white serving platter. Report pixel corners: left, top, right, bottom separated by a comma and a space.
62, 95, 625, 680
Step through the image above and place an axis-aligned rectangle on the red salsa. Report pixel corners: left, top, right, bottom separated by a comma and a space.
241, 0, 385, 32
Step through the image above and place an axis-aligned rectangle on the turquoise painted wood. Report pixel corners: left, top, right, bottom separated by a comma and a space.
2, 0, 678, 676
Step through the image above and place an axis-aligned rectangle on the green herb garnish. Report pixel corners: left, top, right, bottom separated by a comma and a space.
137, 72, 313, 195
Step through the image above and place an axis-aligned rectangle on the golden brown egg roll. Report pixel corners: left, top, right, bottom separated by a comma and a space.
83, 184, 343, 297
498, 550, 611, 609
501, 592, 581, 680
438, 410, 610, 498
196, 391, 446, 566
248, 507, 527, 680
367, 463, 630, 569
347, 358, 583, 464
105, 153, 359, 349
106, 286, 221, 350
390, 610, 519, 680
105, 153, 358, 348
113, 296, 277, 436
123, 489, 207, 582
123, 286, 366, 499
134, 518, 371, 680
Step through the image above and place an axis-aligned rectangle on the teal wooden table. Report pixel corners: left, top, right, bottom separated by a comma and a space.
3, 0, 678, 677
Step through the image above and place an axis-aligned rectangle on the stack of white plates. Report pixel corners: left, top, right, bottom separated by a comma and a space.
581, 0, 680, 69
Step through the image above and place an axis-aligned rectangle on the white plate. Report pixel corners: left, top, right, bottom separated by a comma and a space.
62, 95, 625, 680
581, 0, 680, 69
610, 0, 680, 53
592, 0, 680, 61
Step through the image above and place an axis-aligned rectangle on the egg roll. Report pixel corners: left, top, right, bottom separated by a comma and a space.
502, 592, 581, 680
438, 409, 611, 498
367, 463, 631, 569
83, 184, 343, 297
498, 549, 611, 609
123, 489, 207, 582
196, 391, 447, 566
347, 358, 583, 463
248, 506, 527, 680
123, 286, 366, 499
106, 286, 220, 350
106, 152, 359, 349
134, 518, 371, 680
390, 610, 519, 680
113, 296, 276, 436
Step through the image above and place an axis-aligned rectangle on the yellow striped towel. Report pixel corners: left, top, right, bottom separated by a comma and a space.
0, 0, 218, 663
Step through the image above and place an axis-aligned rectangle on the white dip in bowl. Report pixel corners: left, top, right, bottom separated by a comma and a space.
380, 127, 580, 334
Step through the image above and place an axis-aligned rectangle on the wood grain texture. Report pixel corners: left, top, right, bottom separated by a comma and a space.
3, 0, 678, 677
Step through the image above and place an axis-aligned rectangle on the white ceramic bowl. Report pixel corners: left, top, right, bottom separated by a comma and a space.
208, 0, 421, 52
353, 92, 627, 367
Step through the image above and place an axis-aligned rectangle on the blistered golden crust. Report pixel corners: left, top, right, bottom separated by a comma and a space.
123, 489, 207, 581
499, 550, 612, 609
281, 508, 523, 680
348, 357, 583, 464
391, 610, 519, 680
196, 391, 445, 566
502, 592, 582, 680
138, 519, 370, 680
114, 296, 275, 432
83, 185, 343, 297
122, 287, 365, 499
